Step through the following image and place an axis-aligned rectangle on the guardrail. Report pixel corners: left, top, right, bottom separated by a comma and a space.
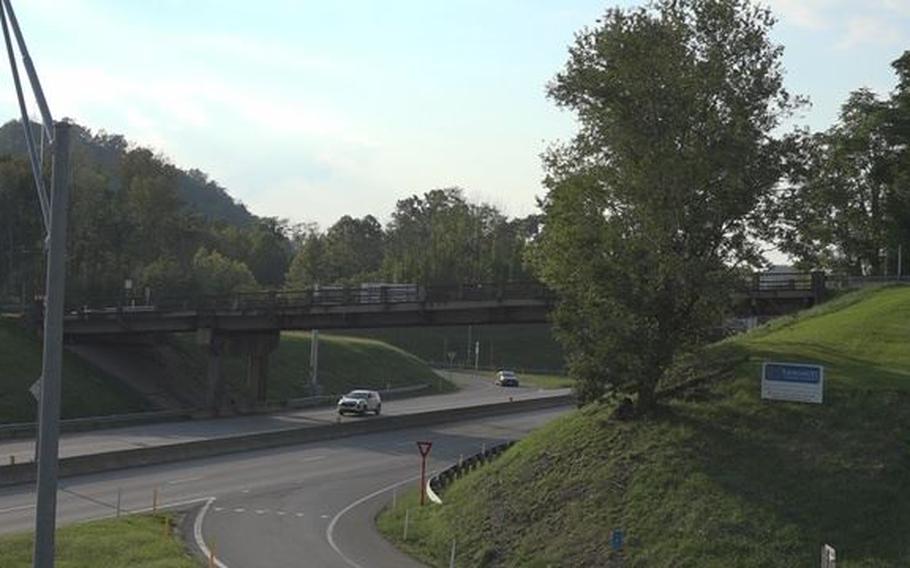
63, 281, 555, 317
426, 440, 516, 505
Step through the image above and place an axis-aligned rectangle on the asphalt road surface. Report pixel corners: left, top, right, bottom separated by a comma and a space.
0, 406, 570, 567
0, 370, 567, 464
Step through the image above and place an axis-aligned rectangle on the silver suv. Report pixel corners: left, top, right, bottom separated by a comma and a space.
337, 390, 382, 415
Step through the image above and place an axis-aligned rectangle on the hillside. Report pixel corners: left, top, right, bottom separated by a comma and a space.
0, 317, 148, 423
0, 120, 254, 226
379, 286, 910, 567
153, 331, 454, 407
0, 318, 451, 423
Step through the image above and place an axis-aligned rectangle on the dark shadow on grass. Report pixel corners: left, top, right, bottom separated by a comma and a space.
662, 389, 910, 565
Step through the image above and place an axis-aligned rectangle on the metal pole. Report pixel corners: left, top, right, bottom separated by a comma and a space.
32, 121, 70, 568
310, 329, 319, 393
898, 244, 903, 280
419, 454, 427, 506
1, 0, 54, 137
0, 3, 49, 229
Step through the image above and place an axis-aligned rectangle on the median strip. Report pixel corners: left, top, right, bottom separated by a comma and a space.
0, 394, 574, 487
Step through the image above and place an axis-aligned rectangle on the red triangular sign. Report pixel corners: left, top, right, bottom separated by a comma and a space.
416, 441, 432, 457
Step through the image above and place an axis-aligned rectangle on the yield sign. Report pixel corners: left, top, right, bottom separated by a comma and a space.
416, 441, 433, 457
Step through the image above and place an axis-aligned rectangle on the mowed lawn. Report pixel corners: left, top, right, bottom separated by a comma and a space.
0, 515, 198, 568
168, 331, 455, 403
0, 316, 148, 424
378, 286, 910, 567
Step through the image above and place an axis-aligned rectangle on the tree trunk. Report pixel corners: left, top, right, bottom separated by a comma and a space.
636, 378, 659, 415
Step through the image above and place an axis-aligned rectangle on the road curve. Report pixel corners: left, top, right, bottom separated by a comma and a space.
0, 406, 570, 567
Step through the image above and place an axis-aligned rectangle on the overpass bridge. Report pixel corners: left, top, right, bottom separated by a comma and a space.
52, 274, 824, 412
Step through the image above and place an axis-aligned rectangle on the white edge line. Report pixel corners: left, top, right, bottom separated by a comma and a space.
10, 496, 214, 528
326, 474, 423, 568
194, 497, 230, 568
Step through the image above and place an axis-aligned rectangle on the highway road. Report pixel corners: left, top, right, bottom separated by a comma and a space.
0, 406, 570, 567
0, 370, 568, 464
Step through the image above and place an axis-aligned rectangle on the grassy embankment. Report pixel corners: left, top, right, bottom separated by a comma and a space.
0, 317, 148, 424
339, 323, 565, 372
378, 285, 910, 567
452, 369, 573, 390
169, 331, 455, 403
0, 514, 197, 567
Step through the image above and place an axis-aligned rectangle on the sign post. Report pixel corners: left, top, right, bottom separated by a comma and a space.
416, 441, 433, 506
761, 362, 824, 404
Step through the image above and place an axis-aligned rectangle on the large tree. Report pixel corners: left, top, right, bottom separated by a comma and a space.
530, 0, 796, 411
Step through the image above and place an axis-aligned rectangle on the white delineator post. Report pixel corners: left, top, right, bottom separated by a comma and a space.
310, 329, 319, 392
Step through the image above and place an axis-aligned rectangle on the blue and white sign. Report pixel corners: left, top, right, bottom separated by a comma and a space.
610, 529, 624, 551
761, 362, 824, 404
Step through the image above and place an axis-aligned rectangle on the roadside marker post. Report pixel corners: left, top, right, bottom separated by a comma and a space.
403, 509, 410, 540
821, 544, 836, 568
610, 529, 624, 552
417, 441, 433, 506
116, 488, 121, 518
152, 487, 158, 513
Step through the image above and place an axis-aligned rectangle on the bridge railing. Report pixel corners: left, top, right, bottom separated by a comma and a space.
64, 281, 555, 318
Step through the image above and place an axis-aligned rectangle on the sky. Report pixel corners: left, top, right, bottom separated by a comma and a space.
1, 0, 908, 229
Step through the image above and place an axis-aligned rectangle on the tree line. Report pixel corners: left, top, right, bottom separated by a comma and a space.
0, 125, 537, 305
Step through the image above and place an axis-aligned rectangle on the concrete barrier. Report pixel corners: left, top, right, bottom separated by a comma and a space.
0, 394, 574, 487
0, 409, 195, 440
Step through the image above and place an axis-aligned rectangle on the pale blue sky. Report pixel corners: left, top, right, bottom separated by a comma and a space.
2, 0, 908, 228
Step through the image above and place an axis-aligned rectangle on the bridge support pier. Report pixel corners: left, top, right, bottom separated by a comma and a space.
201, 331, 226, 415
240, 331, 281, 404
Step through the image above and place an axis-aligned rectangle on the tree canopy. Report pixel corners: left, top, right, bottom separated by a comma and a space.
530, 0, 796, 410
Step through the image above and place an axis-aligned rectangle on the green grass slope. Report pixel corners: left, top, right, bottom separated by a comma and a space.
0, 317, 148, 424
379, 286, 910, 567
169, 331, 454, 402
0, 514, 197, 567
338, 323, 565, 372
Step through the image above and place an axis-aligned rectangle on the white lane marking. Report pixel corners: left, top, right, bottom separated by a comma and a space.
320, 514, 329, 519
194, 498, 230, 568
167, 476, 205, 485
256, 509, 266, 515
213, 507, 224, 512
233, 508, 245, 513
326, 474, 422, 568
276, 511, 286, 516
296, 513, 304, 517
241, 489, 250, 494
0, 503, 35, 514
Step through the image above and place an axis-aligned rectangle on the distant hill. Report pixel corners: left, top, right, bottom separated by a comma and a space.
0, 119, 254, 227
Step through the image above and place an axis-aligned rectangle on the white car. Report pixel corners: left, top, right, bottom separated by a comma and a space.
495, 370, 520, 387
337, 390, 382, 415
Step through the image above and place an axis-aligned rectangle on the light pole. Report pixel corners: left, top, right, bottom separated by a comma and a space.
0, 2, 69, 567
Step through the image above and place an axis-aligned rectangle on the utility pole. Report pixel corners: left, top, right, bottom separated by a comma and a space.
0, 2, 68, 566
32, 122, 70, 568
